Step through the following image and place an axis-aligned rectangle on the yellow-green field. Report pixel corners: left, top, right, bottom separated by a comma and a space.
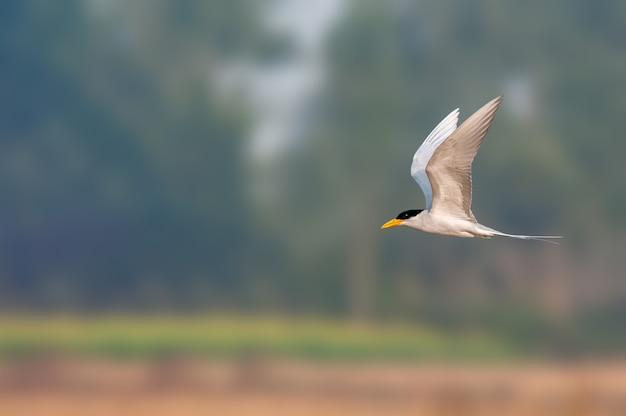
0, 315, 515, 360
2, 316, 625, 415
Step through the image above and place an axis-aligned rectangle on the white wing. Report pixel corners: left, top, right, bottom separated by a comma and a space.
410, 108, 459, 209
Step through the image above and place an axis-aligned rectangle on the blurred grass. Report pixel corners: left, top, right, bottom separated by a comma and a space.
0, 315, 517, 361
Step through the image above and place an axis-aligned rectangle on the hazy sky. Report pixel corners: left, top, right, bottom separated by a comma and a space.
247, 0, 346, 161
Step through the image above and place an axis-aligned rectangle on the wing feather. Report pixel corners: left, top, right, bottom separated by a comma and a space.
410, 108, 459, 209
426, 96, 502, 221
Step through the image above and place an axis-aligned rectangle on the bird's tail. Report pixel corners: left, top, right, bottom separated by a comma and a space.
489, 230, 563, 245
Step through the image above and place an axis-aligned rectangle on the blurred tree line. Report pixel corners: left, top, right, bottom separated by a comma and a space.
0, 0, 262, 309
1, 0, 625, 351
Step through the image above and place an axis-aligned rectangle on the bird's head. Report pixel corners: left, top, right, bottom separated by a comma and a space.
381, 209, 424, 229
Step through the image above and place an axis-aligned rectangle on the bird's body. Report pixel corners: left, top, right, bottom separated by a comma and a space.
402, 211, 492, 238
381, 96, 562, 244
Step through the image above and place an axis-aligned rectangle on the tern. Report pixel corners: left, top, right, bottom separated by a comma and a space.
381, 96, 562, 244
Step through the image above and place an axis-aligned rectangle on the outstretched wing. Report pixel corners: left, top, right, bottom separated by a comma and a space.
426, 96, 502, 221
410, 108, 459, 209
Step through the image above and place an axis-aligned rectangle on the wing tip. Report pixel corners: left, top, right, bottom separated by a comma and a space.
491, 95, 504, 107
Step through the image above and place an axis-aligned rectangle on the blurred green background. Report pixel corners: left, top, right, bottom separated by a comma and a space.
0, 0, 625, 359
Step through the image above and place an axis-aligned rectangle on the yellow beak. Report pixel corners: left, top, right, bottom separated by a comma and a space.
381, 218, 404, 229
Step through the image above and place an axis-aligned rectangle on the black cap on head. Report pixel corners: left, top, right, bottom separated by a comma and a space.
395, 209, 423, 220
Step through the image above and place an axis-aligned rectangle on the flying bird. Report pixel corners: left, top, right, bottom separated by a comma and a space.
381, 96, 562, 244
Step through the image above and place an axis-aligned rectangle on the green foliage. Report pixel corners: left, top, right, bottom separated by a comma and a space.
0, 0, 259, 308
0, 316, 514, 361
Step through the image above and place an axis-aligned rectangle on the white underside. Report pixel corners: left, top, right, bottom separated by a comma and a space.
402, 211, 562, 244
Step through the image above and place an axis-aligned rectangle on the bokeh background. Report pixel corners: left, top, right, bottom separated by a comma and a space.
1, 1, 626, 409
